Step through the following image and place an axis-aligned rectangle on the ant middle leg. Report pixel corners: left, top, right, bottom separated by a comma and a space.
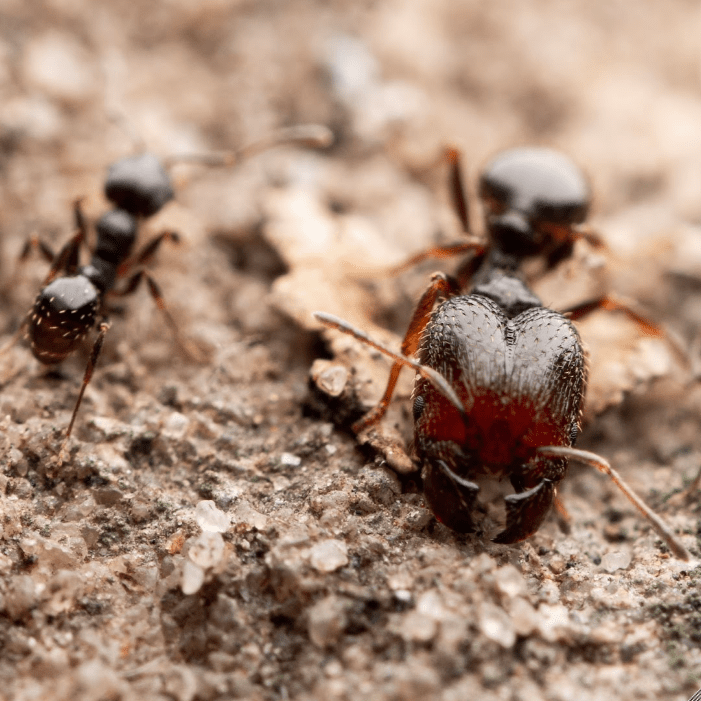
389, 147, 484, 276
563, 294, 691, 368
113, 268, 204, 362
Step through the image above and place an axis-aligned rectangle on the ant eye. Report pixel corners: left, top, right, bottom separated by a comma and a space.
412, 395, 426, 421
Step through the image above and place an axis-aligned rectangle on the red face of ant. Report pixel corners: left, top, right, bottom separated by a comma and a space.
412, 294, 585, 542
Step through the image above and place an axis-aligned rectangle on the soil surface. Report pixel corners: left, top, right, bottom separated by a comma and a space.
2, 2, 701, 700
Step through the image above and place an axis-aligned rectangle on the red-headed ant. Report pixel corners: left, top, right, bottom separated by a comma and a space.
5, 125, 332, 466
314, 146, 689, 560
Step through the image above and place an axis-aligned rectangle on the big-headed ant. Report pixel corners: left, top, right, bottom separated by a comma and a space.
5, 125, 332, 465
315, 146, 690, 560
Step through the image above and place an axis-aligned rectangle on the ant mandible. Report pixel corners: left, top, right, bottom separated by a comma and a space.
7, 125, 333, 466
315, 146, 689, 560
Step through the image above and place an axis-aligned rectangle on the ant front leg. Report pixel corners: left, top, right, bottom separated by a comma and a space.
353, 271, 460, 433
389, 147, 485, 276
57, 321, 110, 466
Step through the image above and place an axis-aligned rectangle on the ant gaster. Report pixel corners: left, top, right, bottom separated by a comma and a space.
315, 146, 689, 560
10, 125, 333, 466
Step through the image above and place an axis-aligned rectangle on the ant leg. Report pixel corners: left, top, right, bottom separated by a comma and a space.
5, 234, 57, 299
538, 445, 690, 561
388, 147, 484, 276
318, 272, 460, 432
43, 231, 84, 285
0, 318, 28, 358
563, 294, 691, 368
10, 204, 88, 287
114, 270, 203, 361
117, 230, 180, 277
17, 234, 56, 266
355, 272, 460, 432
57, 321, 110, 466
446, 146, 469, 233
389, 241, 485, 276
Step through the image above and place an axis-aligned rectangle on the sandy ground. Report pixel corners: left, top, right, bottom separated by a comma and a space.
2, 1, 701, 700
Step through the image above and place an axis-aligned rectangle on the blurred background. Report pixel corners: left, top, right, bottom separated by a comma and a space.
2, 2, 701, 700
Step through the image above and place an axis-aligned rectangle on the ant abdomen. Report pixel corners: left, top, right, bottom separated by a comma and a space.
29, 276, 100, 364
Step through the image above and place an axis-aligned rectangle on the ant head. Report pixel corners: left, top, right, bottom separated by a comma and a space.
478, 147, 590, 261
105, 153, 175, 218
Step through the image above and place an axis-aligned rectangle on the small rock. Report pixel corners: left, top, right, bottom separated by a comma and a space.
601, 549, 632, 573
478, 602, 516, 648
311, 360, 349, 397
416, 590, 449, 621
181, 560, 205, 596
494, 564, 527, 599
163, 411, 190, 439
44, 570, 84, 616
187, 532, 225, 570
548, 553, 567, 575
232, 502, 268, 531
63, 496, 96, 522
94, 486, 123, 506
509, 597, 539, 637
399, 611, 437, 643
309, 539, 349, 573
195, 500, 229, 533
20, 535, 78, 570
280, 452, 302, 467
536, 604, 575, 643
130, 498, 153, 523
5, 575, 38, 620
307, 595, 348, 647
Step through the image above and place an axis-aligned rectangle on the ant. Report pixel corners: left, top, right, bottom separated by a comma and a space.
314, 146, 690, 560
5, 125, 333, 466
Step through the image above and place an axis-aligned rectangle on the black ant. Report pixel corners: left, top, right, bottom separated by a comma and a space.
5, 125, 332, 466
314, 146, 689, 560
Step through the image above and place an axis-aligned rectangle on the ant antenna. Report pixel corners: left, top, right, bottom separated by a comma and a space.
101, 59, 332, 164
538, 446, 689, 561
165, 124, 334, 168
313, 312, 463, 413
